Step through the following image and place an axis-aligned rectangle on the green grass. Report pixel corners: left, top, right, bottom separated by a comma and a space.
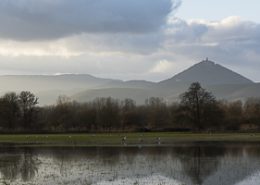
0, 132, 260, 147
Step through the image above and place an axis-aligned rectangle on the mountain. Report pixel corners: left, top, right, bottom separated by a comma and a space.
0, 74, 121, 92
0, 59, 259, 105
0, 74, 122, 105
73, 59, 258, 104
159, 59, 253, 87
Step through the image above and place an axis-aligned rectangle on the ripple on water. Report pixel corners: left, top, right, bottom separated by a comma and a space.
95, 175, 182, 185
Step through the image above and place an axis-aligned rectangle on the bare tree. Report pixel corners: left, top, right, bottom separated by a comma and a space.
19, 91, 38, 130
0, 92, 19, 130
244, 98, 260, 128
180, 82, 217, 131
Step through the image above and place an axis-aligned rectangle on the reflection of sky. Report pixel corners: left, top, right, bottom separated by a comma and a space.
236, 171, 260, 185
203, 155, 260, 185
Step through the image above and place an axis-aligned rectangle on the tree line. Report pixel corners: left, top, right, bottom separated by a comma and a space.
0, 83, 260, 133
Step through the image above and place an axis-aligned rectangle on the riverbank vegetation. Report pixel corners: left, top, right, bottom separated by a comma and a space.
0, 83, 260, 133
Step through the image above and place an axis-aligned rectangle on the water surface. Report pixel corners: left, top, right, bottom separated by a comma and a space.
0, 143, 260, 185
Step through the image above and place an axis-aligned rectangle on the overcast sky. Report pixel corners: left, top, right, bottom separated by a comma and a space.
0, 0, 259, 82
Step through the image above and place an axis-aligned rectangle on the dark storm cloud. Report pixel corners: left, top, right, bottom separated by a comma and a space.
0, 0, 177, 40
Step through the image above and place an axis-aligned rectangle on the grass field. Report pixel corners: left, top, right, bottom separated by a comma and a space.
0, 132, 260, 147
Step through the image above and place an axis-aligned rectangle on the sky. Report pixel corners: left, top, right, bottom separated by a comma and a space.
0, 0, 259, 82
176, 0, 260, 23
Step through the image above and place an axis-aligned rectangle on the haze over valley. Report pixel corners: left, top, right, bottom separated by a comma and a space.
0, 59, 258, 105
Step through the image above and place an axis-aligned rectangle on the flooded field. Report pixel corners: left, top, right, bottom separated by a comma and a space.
0, 143, 260, 185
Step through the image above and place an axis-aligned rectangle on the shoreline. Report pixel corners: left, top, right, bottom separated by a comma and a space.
0, 132, 260, 147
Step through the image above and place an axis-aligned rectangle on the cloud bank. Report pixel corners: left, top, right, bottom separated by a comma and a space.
0, 0, 176, 40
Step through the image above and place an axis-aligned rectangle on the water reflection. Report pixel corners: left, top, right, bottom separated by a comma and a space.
0, 143, 259, 185
0, 148, 39, 182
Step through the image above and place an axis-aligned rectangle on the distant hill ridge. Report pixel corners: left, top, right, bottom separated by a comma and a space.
0, 59, 258, 105
159, 59, 253, 86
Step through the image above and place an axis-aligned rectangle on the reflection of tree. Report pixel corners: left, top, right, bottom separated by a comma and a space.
51, 147, 127, 167
0, 148, 39, 182
97, 148, 121, 166
171, 144, 226, 185
0, 154, 20, 180
20, 149, 38, 181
